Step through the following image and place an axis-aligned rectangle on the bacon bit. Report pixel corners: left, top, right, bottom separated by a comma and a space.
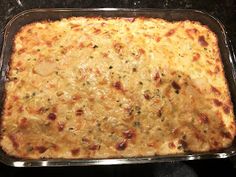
37, 107, 47, 114
178, 139, 188, 149
157, 109, 162, 117
125, 17, 135, 22
82, 137, 90, 143
71, 24, 81, 29
52, 106, 57, 113
18, 117, 28, 128
18, 106, 24, 113
52, 36, 58, 42
12, 96, 19, 101
57, 122, 65, 132
123, 130, 135, 139
165, 29, 176, 37
76, 109, 84, 116
6, 112, 12, 116
192, 53, 200, 61
93, 28, 101, 34
102, 52, 108, 58
138, 48, 145, 55
116, 140, 127, 151
114, 43, 123, 53
72, 94, 81, 101
198, 113, 209, 124
156, 37, 161, 42
88, 97, 95, 102
198, 36, 208, 47
113, 81, 123, 91
185, 28, 198, 39
206, 60, 213, 65
7, 104, 13, 110
223, 105, 230, 114
79, 42, 85, 48
47, 113, 57, 120
35, 146, 47, 153
46, 41, 52, 47
71, 148, 80, 155
168, 142, 176, 149
211, 86, 221, 95
213, 99, 223, 107
18, 48, 26, 55
221, 131, 232, 139
101, 22, 106, 26
171, 81, 181, 91
214, 65, 220, 73
144, 93, 151, 100
89, 144, 101, 151
154, 72, 161, 86
213, 141, 219, 147
9, 134, 19, 149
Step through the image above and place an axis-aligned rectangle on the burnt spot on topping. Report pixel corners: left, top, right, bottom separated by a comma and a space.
223, 105, 230, 114
198, 36, 208, 47
172, 81, 181, 93
211, 86, 221, 95
116, 140, 127, 151
35, 146, 47, 153
71, 148, 80, 156
213, 99, 223, 107
198, 113, 209, 124
165, 29, 176, 37
123, 129, 135, 139
89, 144, 101, 151
76, 109, 84, 116
132, 67, 137, 72
47, 112, 57, 120
221, 131, 232, 139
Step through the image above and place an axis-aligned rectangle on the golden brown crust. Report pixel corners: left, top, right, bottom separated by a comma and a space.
1, 17, 235, 159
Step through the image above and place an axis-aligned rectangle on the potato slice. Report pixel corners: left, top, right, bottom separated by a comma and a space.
34, 62, 57, 76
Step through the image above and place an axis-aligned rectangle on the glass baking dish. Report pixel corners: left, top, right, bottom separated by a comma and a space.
0, 8, 235, 167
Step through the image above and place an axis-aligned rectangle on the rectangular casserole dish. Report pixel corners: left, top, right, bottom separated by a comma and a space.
0, 8, 236, 167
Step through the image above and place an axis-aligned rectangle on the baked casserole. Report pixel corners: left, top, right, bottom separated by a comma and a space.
1, 17, 235, 159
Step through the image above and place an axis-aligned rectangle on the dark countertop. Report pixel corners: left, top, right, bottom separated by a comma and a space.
0, 0, 236, 176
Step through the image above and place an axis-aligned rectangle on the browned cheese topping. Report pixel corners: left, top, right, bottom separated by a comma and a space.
1, 17, 235, 159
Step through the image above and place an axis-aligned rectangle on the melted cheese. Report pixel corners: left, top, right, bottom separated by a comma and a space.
1, 17, 235, 159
